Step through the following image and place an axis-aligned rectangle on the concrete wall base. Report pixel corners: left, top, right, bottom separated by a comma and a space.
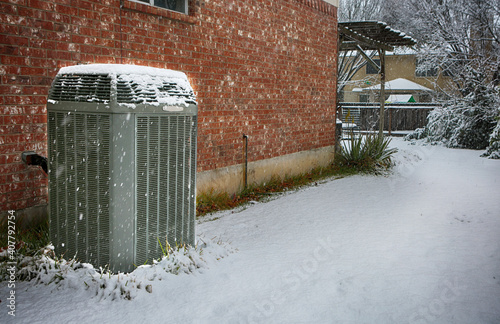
197, 146, 336, 196
0, 204, 48, 231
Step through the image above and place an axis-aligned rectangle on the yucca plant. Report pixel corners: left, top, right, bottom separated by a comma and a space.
336, 133, 398, 172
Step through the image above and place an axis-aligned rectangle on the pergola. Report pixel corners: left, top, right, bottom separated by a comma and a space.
338, 21, 416, 137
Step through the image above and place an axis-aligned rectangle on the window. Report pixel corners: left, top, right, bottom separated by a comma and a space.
416, 59, 438, 77
359, 94, 369, 103
419, 93, 432, 102
366, 59, 380, 75
134, 0, 188, 14
338, 91, 345, 102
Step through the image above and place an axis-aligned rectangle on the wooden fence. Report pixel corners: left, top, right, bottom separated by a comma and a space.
339, 102, 438, 133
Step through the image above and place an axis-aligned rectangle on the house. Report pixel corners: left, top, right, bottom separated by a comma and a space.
342, 51, 454, 103
0, 0, 339, 225
353, 78, 433, 103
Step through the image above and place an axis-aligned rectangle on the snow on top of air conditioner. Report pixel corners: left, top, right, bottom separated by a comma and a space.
116, 73, 196, 107
58, 64, 188, 81
54, 64, 196, 107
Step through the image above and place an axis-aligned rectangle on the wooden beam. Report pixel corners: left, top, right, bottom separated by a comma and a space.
355, 45, 380, 72
338, 25, 394, 52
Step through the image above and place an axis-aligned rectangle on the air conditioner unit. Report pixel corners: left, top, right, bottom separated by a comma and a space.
47, 64, 197, 273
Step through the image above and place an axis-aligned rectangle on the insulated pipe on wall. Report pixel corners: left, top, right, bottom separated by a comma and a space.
21, 151, 48, 175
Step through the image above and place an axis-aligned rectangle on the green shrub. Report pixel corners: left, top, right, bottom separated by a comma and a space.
336, 134, 398, 172
0, 219, 50, 259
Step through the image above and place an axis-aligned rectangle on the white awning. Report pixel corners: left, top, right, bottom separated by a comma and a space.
386, 94, 415, 103
354, 78, 432, 92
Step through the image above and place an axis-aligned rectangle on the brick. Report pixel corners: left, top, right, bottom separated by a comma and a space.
54, 4, 78, 16
0, 35, 29, 47
3, 114, 30, 125
78, 8, 100, 20
19, 66, 46, 76
0, 123, 24, 135
0, 85, 23, 95
19, 47, 47, 58
0, 162, 25, 176
0, 0, 338, 209
32, 114, 47, 123
47, 50, 72, 61
7, 190, 27, 204
29, 0, 55, 11
0, 22, 19, 35
0, 2, 18, 15
32, 132, 47, 142
22, 86, 49, 95
3, 200, 27, 212
78, 0, 93, 11
3, 133, 29, 144
45, 12, 71, 25
31, 76, 53, 86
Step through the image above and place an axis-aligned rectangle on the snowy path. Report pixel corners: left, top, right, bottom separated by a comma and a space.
2, 138, 500, 323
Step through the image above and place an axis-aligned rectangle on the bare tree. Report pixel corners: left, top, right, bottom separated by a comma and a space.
386, 0, 500, 97
390, 0, 500, 153
338, 0, 384, 22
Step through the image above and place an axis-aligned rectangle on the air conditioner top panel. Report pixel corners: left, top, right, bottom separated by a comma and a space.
47, 64, 197, 114
58, 64, 188, 79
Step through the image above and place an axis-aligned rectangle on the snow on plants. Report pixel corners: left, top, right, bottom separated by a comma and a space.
482, 113, 500, 159
405, 85, 500, 157
0, 236, 235, 301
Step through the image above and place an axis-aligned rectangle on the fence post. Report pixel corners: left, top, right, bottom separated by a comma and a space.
388, 108, 392, 136
378, 49, 386, 139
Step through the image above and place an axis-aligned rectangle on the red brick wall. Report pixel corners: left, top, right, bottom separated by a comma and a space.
0, 0, 338, 212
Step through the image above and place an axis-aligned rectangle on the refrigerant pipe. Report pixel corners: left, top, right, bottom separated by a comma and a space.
242, 134, 249, 189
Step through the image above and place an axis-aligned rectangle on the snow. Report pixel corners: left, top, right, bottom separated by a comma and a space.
342, 122, 358, 128
386, 94, 415, 103
1, 138, 500, 323
354, 78, 433, 92
58, 64, 188, 80
339, 21, 417, 45
116, 73, 195, 107
344, 48, 418, 58
55, 64, 196, 108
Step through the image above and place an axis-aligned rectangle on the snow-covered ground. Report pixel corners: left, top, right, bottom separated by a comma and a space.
2, 138, 500, 323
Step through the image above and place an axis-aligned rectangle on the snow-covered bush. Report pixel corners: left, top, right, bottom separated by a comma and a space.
406, 85, 500, 154
482, 118, 500, 159
404, 127, 427, 140
428, 100, 497, 149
